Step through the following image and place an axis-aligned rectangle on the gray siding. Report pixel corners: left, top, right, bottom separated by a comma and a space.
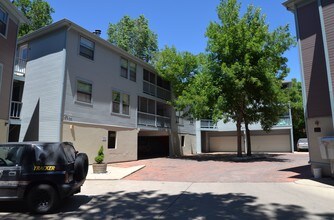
19, 29, 67, 141
0, 18, 18, 120
322, 0, 334, 93
297, 1, 332, 118
64, 30, 139, 128
64, 29, 172, 130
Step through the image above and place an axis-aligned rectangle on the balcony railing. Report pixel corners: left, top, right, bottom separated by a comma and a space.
10, 101, 22, 119
200, 116, 292, 130
14, 57, 27, 76
138, 112, 171, 128
200, 119, 218, 129
143, 80, 171, 101
275, 116, 292, 127
157, 86, 171, 101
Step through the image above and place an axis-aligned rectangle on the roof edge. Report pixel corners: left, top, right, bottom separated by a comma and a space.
1, 0, 29, 24
18, 18, 157, 72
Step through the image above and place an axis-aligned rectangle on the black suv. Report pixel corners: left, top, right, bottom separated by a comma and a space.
0, 142, 88, 213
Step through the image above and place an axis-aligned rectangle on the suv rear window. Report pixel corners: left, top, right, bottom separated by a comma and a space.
0, 145, 25, 166
34, 143, 68, 165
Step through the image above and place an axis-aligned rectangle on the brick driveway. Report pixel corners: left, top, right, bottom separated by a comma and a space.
113, 153, 312, 182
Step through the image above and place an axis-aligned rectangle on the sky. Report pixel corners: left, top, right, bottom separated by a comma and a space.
45, 0, 301, 81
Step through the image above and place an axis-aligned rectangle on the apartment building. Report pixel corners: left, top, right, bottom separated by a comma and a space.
0, 0, 28, 143
10, 19, 196, 163
284, 0, 334, 176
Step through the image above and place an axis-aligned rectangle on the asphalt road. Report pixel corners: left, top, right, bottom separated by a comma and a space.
1, 179, 334, 219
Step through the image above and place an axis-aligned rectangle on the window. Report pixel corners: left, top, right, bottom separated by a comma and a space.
129, 62, 136, 82
121, 58, 128, 78
0, 7, 8, 37
76, 80, 92, 103
112, 91, 130, 115
120, 58, 137, 81
108, 131, 116, 149
181, 136, 185, 147
122, 94, 130, 115
79, 37, 94, 60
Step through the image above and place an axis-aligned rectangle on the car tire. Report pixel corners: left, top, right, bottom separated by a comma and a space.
26, 184, 59, 214
74, 153, 89, 181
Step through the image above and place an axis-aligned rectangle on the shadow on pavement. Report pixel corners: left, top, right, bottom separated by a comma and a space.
177, 153, 290, 163
1, 190, 333, 219
279, 165, 312, 179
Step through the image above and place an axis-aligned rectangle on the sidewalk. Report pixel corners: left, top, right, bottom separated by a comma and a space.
86, 164, 145, 180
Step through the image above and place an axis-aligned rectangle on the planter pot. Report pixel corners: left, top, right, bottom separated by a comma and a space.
92, 163, 107, 173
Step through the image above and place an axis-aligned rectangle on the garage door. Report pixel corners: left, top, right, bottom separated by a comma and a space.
209, 136, 241, 152
251, 134, 291, 152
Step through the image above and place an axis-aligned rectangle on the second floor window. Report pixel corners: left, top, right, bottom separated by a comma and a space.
120, 58, 128, 78
77, 80, 92, 103
79, 37, 94, 60
121, 58, 136, 81
129, 62, 136, 82
0, 7, 8, 36
112, 91, 130, 115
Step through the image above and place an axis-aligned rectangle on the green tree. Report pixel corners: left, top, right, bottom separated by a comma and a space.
287, 78, 306, 147
107, 15, 158, 63
153, 46, 199, 98
205, 0, 294, 156
13, 0, 54, 37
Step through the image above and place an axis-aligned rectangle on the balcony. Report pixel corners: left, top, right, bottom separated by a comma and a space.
138, 112, 171, 128
157, 86, 171, 101
10, 101, 22, 119
200, 116, 292, 130
143, 81, 171, 101
14, 57, 27, 76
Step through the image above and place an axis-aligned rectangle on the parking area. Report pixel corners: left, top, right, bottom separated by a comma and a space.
113, 152, 312, 182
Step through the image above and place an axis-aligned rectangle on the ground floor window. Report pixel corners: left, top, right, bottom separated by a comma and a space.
181, 135, 185, 147
108, 131, 116, 149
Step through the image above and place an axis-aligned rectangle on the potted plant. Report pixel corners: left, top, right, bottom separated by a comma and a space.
92, 146, 107, 173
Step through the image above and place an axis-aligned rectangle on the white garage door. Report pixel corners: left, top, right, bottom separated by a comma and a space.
251, 134, 291, 152
209, 136, 240, 152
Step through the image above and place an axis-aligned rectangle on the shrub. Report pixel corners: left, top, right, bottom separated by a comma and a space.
94, 146, 104, 164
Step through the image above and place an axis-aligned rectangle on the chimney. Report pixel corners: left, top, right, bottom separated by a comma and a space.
93, 30, 101, 37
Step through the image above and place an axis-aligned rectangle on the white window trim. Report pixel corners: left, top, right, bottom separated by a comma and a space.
75, 78, 93, 106
111, 89, 130, 116
0, 6, 9, 39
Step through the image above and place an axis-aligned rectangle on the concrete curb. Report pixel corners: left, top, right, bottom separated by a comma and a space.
86, 164, 145, 180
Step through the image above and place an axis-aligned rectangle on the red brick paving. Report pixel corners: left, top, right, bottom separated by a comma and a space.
112, 153, 311, 183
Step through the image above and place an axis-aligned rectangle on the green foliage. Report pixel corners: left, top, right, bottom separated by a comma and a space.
13, 0, 54, 37
107, 15, 158, 62
286, 78, 306, 145
153, 46, 199, 97
94, 146, 104, 164
203, 0, 295, 156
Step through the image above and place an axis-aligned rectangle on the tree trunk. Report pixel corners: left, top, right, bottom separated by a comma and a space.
245, 121, 252, 156
236, 118, 242, 157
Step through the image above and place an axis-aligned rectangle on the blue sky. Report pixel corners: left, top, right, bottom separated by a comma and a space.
46, 0, 300, 81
